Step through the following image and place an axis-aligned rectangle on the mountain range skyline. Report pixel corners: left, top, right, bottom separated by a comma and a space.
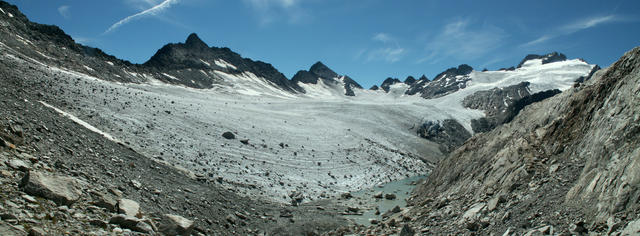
6, 0, 640, 88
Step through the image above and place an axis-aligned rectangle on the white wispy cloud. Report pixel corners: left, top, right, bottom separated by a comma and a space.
419, 19, 507, 64
243, 0, 307, 25
58, 5, 71, 19
372, 33, 392, 43
563, 15, 616, 33
356, 33, 406, 63
521, 15, 618, 47
521, 35, 552, 48
367, 47, 405, 63
104, 0, 180, 34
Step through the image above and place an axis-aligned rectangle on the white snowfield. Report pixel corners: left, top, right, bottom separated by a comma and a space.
2, 43, 594, 202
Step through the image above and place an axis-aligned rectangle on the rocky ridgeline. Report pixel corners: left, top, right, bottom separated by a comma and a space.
343, 47, 640, 235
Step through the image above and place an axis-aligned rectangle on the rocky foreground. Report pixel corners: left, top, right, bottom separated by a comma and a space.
339, 47, 640, 235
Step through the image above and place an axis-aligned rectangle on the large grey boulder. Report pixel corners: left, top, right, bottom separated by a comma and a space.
117, 199, 140, 217
109, 214, 153, 233
20, 171, 82, 205
7, 159, 30, 171
159, 214, 194, 236
90, 191, 117, 212
622, 219, 640, 235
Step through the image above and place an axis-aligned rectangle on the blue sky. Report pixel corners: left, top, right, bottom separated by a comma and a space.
7, 0, 640, 88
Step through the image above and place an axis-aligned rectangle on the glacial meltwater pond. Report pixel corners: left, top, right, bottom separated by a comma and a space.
344, 175, 426, 226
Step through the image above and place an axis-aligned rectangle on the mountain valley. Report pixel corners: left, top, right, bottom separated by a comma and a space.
0, 1, 638, 235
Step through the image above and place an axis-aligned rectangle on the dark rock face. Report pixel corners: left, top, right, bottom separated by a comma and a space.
143, 33, 303, 93
184, 33, 208, 49
342, 75, 363, 96
291, 70, 320, 85
575, 65, 601, 84
503, 89, 561, 123
417, 119, 471, 153
405, 75, 430, 95
433, 64, 473, 80
404, 76, 416, 85
499, 66, 516, 71
517, 52, 567, 68
412, 65, 473, 99
463, 82, 532, 133
405, 65, 472, 98
292, 61, 362, 96
380, 78, 402, 92
370, 85, 380, 90
309, 61, 339, 80
463, 82, 562, 133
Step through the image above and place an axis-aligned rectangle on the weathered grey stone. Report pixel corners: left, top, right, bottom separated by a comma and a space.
133, 221, 153, 233
225, 214, 237, 224
221, 131, 235, 139
21, 194, 37, 203
462, 203, 485, 220
130, 180, 142, 190
27, 227, 46, 236
91, 191, 117, 212
109, 214, 151, 233
7, 159, 30, 171
487, 195, 505, 212
20, 171, 82, 205
399, 224, 416, 236
622, 219, 640, 235
373, 191, 383, 199
117, 199, 140, 217
159, 214, 194, 236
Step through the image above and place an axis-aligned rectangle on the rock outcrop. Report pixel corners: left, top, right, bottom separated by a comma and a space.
517, 52, 567, 68
291, 61, 363, 96
144, 33, 304, 92
159, 214, 195, 236
380, 77, 402, 92
406, 64, 473, 99
417, 119, 471, 153
20, 171, 83, 206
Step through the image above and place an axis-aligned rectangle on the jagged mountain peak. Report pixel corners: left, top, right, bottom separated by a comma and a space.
184, 33, 208, 49
380, 77, 402, 92
404, 76, 416, 85
292, 61, 362, 96
433, 64, 473, 80
309, 61, 339, 80
517, 52, 567, 68
141, 33, 302, 93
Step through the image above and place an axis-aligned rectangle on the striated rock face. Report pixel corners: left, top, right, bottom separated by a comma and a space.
404, 46, 640, 235
406, 64, 473, 99
417, 119, 471, 153
462, 82, 562, 133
